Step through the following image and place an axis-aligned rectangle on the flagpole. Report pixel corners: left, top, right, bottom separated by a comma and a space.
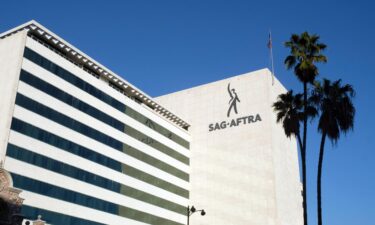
268, 30, 275, 85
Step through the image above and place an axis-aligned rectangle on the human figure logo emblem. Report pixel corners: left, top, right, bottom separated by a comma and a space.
227, 83, 240, 117
208, 83, 262, 132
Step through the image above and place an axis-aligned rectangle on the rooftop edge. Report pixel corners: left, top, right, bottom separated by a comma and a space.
0, 20, 190, 130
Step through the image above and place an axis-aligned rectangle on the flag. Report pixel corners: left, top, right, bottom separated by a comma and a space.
267, 32, 272, 49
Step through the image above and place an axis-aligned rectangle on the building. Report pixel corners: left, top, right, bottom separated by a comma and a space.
0, 21, 303, 225
0, 21, 190, 225
156, 70, 303, 225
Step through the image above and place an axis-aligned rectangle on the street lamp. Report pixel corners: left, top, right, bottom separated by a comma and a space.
187, 205, 206, 225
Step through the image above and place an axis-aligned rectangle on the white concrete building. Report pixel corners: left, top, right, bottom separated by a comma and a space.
156, 70, 303, 225
0, 20, 302, 225
0, 21, 190, 225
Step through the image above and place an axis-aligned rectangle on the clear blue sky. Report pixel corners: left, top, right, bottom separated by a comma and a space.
1, 1, 374, 224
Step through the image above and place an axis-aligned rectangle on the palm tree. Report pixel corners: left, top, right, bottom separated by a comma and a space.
273, 90, 318, 152
310, 79, 355, 225
284, 32, 327, 225
273, 91, 304, 151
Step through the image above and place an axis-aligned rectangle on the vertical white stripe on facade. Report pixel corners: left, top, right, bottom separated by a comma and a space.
5, 158, 186, 224
8, 130, 188, 206
25, 37, 190, 142
0, 31, 27, 162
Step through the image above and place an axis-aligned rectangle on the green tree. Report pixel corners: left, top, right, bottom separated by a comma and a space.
310, 79, 355, 225
273, 90, 304, 152
284, 32, 327, 225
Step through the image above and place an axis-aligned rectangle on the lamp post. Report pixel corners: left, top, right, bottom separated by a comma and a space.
187, 205, 206, 225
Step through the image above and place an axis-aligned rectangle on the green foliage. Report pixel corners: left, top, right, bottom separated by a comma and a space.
284, 32, 327, 84
277, 31, 355, 225
273, 90, 304, 138
277, 31, 328, 225
311, 79, 356, 142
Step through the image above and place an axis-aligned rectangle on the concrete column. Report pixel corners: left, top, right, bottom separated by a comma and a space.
0, 30, 27, 163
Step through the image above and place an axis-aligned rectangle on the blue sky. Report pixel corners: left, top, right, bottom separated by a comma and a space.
1, 0, 374, 224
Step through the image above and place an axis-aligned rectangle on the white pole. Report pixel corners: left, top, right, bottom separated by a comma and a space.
269, 30, 275, 85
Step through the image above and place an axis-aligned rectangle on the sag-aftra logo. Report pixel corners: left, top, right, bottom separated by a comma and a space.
227, 83, 240, 117
208, 83, 262, 132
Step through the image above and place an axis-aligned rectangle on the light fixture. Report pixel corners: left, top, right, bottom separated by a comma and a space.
187, 205, 205, 225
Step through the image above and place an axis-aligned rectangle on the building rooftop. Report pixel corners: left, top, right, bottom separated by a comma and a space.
0, 20, 190, 130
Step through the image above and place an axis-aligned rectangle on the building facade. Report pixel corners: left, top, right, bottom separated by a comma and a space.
0, 21, 190, 225
156, 70, 303, 225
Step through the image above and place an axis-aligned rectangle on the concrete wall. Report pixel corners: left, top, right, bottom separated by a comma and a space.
156, 69, 302, 225
269, 78, 303, 225
0, 31, 27, 163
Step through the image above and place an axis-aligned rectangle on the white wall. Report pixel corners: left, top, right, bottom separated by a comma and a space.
0, 31, 27, 163
269, 78, 303, 225
156, 69, 302, 225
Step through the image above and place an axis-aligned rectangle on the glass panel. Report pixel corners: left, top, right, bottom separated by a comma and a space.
12, 174, 184, 225
19, 70, 188, 165
22, 205, 105, 225
10, 118, 189, 198
7, 144, 186, 215
24, 48, 190, 149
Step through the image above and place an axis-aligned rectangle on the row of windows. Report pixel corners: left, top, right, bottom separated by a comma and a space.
15, 93, 189, 182
11, 118, 189, 198
12, 173, 118, 214
11, 118, 121, 171
12, 174, 184, 225
24, 47, 190, 149
22, 205, 105, 225
16, 93, 118, 148
7, 144, 186, 215
20, 69, 188, 165
7, 144, 120, 192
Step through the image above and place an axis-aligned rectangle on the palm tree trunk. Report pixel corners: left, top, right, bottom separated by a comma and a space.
301, 148, 307, 225
297, 133, 305, 192
296, 132, 307, 223
317, 132, 327, 225
302, 82, 308, 225
297, 134, 304, 158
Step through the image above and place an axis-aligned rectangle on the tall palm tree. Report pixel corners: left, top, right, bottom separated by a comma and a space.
310, 79, 355, 225
273, 90, 304, 151
284, 32, 327, 225
273, 90, 318, 152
